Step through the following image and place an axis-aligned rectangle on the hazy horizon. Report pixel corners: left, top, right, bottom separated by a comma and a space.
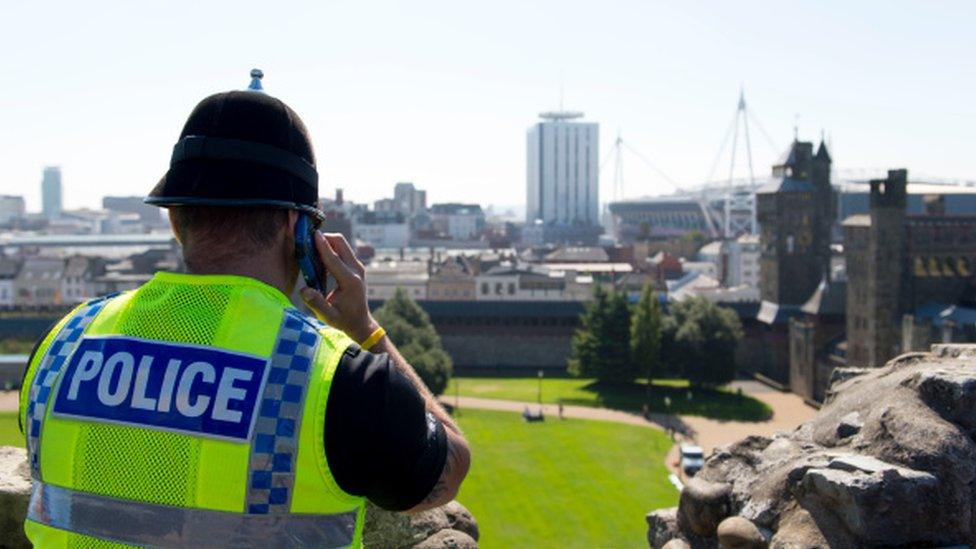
2, 1, 973, 213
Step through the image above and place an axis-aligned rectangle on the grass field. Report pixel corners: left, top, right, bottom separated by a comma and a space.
447, 377, 772, 421
0, 412, 23, 448
456, 409, 677, 548
0, 409, 677, 546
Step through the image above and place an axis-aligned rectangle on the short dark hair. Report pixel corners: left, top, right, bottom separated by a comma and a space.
169, 206, 289, 266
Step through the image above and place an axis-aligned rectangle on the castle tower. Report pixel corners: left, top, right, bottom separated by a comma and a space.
756, 140, 834, 313
867, 170, 907, 365
845, 169, 907, 366
754, 138, 836, 386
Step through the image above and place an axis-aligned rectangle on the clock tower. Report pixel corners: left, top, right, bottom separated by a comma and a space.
756, 139, 835, 316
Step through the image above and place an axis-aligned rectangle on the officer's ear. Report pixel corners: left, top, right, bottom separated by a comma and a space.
287, 210, 299, 235
168, 208, 184, 246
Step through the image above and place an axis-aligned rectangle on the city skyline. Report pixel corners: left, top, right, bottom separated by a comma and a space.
2, 1, 974, 213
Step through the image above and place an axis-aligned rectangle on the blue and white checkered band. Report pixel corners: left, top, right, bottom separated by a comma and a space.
26, 296, 112, 480
246, 309, 321, 515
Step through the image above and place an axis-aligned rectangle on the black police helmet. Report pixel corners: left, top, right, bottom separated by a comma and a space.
147, 70, 323, 221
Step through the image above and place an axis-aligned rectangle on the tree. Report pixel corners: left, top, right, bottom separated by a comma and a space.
373, 287, 453, 395
569, 285, 636, 383
630, 285, 663, 389
569, 284, 608, 379
661, 297, 743, 387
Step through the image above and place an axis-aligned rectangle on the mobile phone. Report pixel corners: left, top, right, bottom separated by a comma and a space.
295, 213, 327, 293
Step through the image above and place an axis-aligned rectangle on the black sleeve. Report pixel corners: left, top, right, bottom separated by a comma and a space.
324, 344, 448, 511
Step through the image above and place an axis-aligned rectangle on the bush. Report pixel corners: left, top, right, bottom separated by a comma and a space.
373, 288, 453, 395
661, 297, 742, 387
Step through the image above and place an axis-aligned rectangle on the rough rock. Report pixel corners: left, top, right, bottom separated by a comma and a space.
0, 446, 30, 549
412, 528, 478, 549
647, 345, 976, 547
364, 501, 480, 548
716, 517, 766, 549
647, 507, 681, 548
677, 478, 732, 537
442, 499, 479, 540
662, 539, 692, 549
835, 411, 862, 439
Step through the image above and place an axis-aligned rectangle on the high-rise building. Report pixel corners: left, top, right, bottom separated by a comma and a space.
42, 166, 63, 220
525, 111, 600, 245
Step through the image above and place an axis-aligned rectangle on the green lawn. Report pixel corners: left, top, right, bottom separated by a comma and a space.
0, 409, 676, 546
0, 412, 23, 448
447, 377, 772, 421
456, 409, 677, 548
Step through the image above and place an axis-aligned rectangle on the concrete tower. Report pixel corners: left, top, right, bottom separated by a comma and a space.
41, 166, 62, 220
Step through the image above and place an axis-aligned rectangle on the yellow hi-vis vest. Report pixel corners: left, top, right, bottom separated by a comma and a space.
20, 272, 366, 548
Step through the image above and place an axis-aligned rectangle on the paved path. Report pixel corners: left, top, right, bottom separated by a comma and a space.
441, 395, 677, 429
441, 379, 818, 455
0, 390, 17, 413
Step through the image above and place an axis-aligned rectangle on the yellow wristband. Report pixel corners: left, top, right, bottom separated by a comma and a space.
360, 326, 386, 350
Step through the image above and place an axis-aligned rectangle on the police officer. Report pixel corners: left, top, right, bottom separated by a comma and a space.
20, 71, 470, 547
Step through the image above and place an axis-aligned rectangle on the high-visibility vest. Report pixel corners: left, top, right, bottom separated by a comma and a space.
20, 272, 365, 548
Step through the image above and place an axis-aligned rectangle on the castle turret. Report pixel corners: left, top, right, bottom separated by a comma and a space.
846, 169, 907, 366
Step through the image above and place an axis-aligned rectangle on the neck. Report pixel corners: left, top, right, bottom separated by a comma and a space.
183, 248, 294, 297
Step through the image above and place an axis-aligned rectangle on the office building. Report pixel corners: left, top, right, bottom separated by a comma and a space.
526, 111, 600, 245
42, 166, 63, 220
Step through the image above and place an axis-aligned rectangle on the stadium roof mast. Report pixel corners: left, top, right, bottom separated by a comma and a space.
704, 87, 777, 239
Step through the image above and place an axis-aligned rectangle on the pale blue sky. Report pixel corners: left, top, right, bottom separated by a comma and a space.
1, 1, 973, 212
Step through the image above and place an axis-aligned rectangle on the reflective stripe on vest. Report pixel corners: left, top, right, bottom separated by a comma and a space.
28, 480, 358, 548
245, 310, 320, 514
26, 297, 111, 479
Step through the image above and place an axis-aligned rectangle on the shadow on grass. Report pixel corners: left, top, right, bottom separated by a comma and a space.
560, 381, 773, 422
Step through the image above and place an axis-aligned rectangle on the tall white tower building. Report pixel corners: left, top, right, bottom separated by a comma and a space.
42, 166, 63, 220
526, 111, 600, 244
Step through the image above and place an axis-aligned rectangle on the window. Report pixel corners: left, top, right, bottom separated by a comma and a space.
481, 282, 489, 295
508, 282, 516, 295
495, 282, 503, 294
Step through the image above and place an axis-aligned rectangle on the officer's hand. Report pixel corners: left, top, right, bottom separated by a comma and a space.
300, 232, 379, 344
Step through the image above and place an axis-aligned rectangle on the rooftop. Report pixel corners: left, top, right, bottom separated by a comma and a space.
842, 214, 871, 227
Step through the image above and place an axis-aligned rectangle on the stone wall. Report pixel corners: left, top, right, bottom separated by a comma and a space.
647, 344, 976, 547
0, 446, 478, 547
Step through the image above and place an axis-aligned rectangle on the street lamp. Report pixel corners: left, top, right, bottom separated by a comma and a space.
537, 369, 544, 406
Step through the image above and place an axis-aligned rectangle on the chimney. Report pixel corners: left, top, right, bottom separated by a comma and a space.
336, 188, 344, 205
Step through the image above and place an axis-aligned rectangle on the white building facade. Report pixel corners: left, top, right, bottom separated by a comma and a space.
430, 204, 485, 241
726, 234, 761, 288
526, 113, 599, 227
